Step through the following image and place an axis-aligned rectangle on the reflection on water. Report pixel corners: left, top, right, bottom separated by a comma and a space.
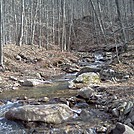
0, 76, 77, 132
0, 81, 77, 100
0, 71, 111, 133
0, 80, 78, 134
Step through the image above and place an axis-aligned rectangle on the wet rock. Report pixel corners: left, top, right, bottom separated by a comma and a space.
79, 109, 91, 119
67, 97, 79, 107
5, 104, 74, 124
19, 79, 52, 87
12, 86, 19, 90
68, 80, 86, 89
123, 75, 130, 80
50, 97, 68, 105
68, 80, 75, 89
61, 63, 80, 73
9, 76, 18, 81
22, 96, 28, 100
43, 97, 49, 102
96, 126, 107, 133
12, 82, 20, 90
111, 102, 126, 116
0, 77, 2, 81
36, 73, 42, 79
0, 90, 4, 94
68, 97, 87, 108
48, 127, 96, 134
77, 87, 94, 100
124, 101, 133, 115
131, 115, 134, 123
112, 108, 120, 117
117, 102, 127, 112
18, 80, 24, 84
76, 66, 101, 77
75, 102, 89, 108
128, 107, 134, 118
111, 122, 134, 134
13, 82, 20, 87
99, 68, 128, 82
110, 101, 134, 125
113, 95, 118, 100
0, 101, 4, 106
16, 55, 22, 61
0, 101, 22, 117
38, 97, 50, 102
124, 118, 131, 125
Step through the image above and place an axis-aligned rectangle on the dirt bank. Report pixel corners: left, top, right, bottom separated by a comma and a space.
0, 44, 78, 91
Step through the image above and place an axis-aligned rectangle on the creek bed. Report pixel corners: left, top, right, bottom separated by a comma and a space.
0, 82, 78, 100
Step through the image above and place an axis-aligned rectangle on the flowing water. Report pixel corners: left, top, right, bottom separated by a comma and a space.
0, 74, 78, 134
0, 73, 77, 100
0, 102, 26, 134
0, 54, 110, 134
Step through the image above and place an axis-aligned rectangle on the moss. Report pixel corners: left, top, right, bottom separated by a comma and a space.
82, 73, 100, 84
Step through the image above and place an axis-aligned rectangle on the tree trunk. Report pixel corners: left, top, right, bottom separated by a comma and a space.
0, 0, 4, 67
89, 0, 107, 45
115, 0, 128, 52
17, 0, 25, 46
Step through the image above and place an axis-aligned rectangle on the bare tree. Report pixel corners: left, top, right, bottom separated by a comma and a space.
89, 0, 107, 45
17, 0, 25, 46
115, 0, 128, 52
0, 0, 4, 67
0, 0, 133, 52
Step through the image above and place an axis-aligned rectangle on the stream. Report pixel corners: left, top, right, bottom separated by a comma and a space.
0, 53, 113, 134
0, 101, 25, 133
0, 73, 79, 134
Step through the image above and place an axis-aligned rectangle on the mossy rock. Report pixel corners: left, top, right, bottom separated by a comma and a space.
75, 72, 100, 85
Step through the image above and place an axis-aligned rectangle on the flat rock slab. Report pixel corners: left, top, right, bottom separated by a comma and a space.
19, 79, 52, 87
5, 104, 73, 124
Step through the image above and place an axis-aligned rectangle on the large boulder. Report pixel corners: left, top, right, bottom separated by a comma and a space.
68, 72, 100, 89
5, 104, 73, 124
111, 123, 134, 134
76, 72, 100, 84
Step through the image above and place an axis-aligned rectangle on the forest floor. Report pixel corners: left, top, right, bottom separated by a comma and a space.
0, 44, 78, 91
0, 44, 133, 91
